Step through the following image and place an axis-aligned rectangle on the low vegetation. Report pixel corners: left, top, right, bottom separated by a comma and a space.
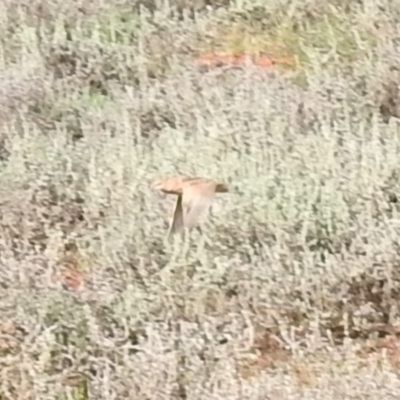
1, 0, 400, 398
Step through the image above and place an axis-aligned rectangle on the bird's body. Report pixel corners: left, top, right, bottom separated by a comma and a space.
152, 175, 229, 236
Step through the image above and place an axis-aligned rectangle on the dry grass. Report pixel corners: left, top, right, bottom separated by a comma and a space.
1, 0, 400, 398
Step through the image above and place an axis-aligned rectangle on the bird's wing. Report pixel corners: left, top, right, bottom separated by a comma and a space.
168, 194, 184, 237
182, 185, 215, 229
152, 176, 185, 195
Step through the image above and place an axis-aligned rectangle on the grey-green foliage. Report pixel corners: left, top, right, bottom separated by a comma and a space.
0, 0, 400, 399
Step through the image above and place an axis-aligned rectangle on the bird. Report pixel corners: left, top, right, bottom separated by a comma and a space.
151, 175, 229, 237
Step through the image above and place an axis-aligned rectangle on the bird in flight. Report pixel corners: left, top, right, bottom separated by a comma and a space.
152, 175, 229, 237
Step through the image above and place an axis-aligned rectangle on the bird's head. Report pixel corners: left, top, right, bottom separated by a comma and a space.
216, 182, 229, 193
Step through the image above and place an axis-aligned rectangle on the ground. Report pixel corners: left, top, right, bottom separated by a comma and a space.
1, 0, 400, 399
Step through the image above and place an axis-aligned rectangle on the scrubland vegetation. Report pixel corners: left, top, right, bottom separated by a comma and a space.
1, 0, 400, 398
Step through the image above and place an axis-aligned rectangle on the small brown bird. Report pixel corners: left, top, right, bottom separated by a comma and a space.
152, 175, 229, 237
